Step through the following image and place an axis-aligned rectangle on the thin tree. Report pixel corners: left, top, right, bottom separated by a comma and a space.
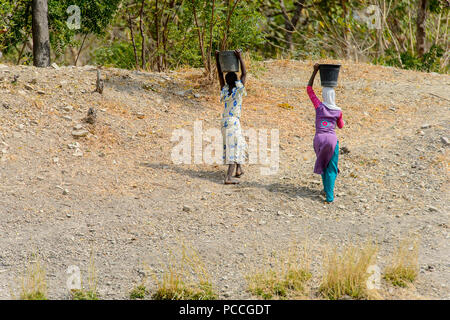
279, 0, 306, 53
32, 0, 51, 67
416, 0, 429, 57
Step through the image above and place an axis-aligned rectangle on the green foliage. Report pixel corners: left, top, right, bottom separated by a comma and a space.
129, 285, 149, 300
93, 0, 264, 70
0, 0, 121, 63
152, 281, 217, 300
1, 0, 448, 73
375, 44, 446, 73
224, 2, 265, 51
94, 41, 137, 69
71, 289, 99, 300
21, 291, 47, 300
248, 269, 312, 300
0, 0, 31, 55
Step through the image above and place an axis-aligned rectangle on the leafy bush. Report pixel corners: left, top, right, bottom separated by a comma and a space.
94, 41, 138, 69
375, 45, 446, 73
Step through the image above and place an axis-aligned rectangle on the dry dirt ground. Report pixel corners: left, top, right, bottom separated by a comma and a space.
0, 60, 448, 300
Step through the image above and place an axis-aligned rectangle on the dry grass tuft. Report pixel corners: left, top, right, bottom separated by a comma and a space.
319, 242, 379, 300
384, 238, 419, 288
17, 253, 47, 300
71, 248, 99, 300
246, 243, 312, 300
151, 244, 217, 300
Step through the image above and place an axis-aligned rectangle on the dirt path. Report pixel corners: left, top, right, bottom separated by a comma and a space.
0, 61, 448, 299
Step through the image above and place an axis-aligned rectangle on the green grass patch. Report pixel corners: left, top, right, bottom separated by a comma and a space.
130, 284, 149, 300
384, 238, 419, 288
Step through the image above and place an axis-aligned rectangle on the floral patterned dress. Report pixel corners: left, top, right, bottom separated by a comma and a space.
220, 80, 247, 164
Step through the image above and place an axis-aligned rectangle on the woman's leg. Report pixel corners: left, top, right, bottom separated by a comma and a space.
235, 164, 244, 177
225, 163, 239, 184
322, 142, 339, 202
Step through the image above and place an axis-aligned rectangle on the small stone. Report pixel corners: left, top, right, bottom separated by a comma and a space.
427, 206, 438, 212
63, 189, 69, 195
72, 129, 89, 138
175, 89, 193, 97
73, 124, 83, 130
182, 205, 192, 212
276, 211, 283, 216
68, 142, 80, 149
136, 112, 145, 119
51, 63, 60, 70
421, 124, 431, 129
73, 148, 83, 157
440, 137, 449, 146
24, 84, 34, 91
85, 107, 97, 124
247, 208, 255, 212
62, 105, 73, 112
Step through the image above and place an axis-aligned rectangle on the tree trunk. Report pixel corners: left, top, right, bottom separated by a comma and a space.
32, 0, 50, 67
340, 0, 350, 59
128, 15, 139, 69
280, 0, 305, 53
416, 0, 428, 57
139, 0, 146, 70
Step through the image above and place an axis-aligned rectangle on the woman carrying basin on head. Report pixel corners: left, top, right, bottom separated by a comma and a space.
306, 63, 345, 203
215, 49, 248, 185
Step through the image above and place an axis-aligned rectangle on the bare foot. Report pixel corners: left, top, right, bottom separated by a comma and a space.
224, 178, 240, 185
235, 166, 244, 178
234, 172, 244, 178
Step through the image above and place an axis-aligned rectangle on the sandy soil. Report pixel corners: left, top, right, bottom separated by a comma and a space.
0, 60, 448, 299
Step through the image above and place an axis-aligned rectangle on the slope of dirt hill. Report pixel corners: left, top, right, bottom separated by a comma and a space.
0, 60, 448, 299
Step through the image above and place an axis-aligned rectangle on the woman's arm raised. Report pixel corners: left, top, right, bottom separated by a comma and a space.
235, 49, 247, 86
307, 64, 321, 109
215, 51, 225, 90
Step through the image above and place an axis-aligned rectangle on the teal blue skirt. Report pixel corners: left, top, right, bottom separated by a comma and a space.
321, 141, 339, 202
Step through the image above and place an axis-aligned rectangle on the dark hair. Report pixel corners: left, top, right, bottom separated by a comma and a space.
225, 72, 238, 96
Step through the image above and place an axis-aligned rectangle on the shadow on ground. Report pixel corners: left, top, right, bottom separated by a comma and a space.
141, 162, 323, 201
